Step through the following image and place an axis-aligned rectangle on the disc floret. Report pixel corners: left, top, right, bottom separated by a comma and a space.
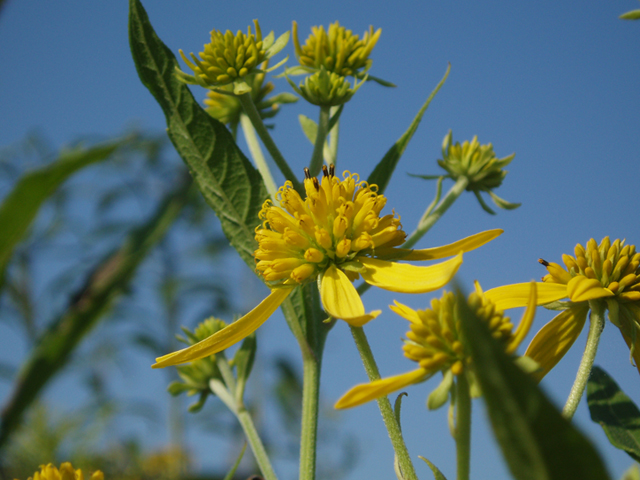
255, 166, 405, 285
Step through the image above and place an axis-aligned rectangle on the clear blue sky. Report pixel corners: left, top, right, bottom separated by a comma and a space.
1, 1, 639, 479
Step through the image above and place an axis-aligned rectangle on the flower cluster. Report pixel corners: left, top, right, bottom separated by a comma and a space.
21, 463, 103, 480
153, 168, 502, 368
335, 282, 537, 409
485, 237, 640, 380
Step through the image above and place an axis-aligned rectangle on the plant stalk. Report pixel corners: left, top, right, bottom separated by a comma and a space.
562, 300, 606, 419
236, 406, 279, 480
238, 92, 302, 193
327, 105, 340, 167
404, 176, 469, 249
309, 106, 331, 176
350, 326, 418, 480
455, 374, 472, 480
240, 113, 277, 198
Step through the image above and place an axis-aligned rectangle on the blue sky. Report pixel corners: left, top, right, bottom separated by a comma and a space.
1, 1, 640, 479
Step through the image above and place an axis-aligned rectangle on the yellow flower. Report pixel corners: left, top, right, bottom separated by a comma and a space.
292, 21, 381, 77
484, 237, 640, 381
175, 20, 289, 95
335, 281, 537, 409
152, 167, 502, 368
21, 463, 103, 480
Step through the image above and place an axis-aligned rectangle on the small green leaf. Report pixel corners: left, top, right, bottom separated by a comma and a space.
299, 114, 318, 145
0, 139, 126, 289
367, 64, 450, 194
234, 333, 257, 401
129, 0, 268, 269
223, 442, 248, 480
473, 190, 497, 215
587, 366, 640, 462
488, 190, 521, 210
620, 9, 640, 19
393, 392, 407, 432
419, 456, 449, 480
456, 285, 611, 480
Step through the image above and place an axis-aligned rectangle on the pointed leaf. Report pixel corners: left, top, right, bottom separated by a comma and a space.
233, 333, 257, 401
129, 0, 268, 268
456, 285, 611, 480
367, 64, 450, 194
419, 456, 449, 480
0, 139, 127, 289
620, 9, 640, 19
587, 366, 640, 462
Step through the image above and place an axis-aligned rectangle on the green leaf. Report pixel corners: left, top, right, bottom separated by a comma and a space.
488, 190, 521, 210
419, 456, 449, 480
367, 64, 450, 194
620, 9, 640, 19
299, 114, 318, 145
0, 139, 126, 289
587, 366, 640, 462
455, 286, 611, 480
0, 176, 193, 450
223, 442, 248, 480
393, 392, 407, 432
234, 333, 257, 401
128, 0, 268, 268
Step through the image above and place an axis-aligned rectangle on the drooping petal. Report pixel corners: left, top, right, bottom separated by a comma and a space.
524, 305, 589, 381
334, 368, 427, 409
320, 265, 381, 326
389, 300, 422, 324
566, 275, 614, 302
359, 253, 463, 294
374, 229, 503, 260
506, 281, 537, 354
153, 287, 293, 368
484, 282, 568, 310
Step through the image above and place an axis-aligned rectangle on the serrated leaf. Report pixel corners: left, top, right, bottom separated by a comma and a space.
419, 456, 449, 480
587, 366, 640, 462
456, 285, 611, 480
129, 0, 268, 268
367, 64, 450, 194
0, 139, 127, 289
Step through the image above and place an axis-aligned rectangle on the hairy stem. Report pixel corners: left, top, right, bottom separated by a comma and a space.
240, 113, 277, 198
350, 326, 418, 480
236, 406, 279, 480
238, 92, 302, 193
562, 300, 605, 419
455, 374, 472, 480
309, 106, 331, 176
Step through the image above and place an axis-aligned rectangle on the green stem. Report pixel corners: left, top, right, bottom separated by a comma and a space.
327, 106, 340, 167
562, 300, 606, 419
455, 374, 472, 480
309, 106, 331, 176
236, 406, 279, 480
238, 92, 302, 193
300, 348, 321, 480
350, 326, 418, 480
404, 176, 469, 249
240, 113, 277, 198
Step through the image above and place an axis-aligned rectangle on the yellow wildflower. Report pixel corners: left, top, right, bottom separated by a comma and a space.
335, 281, 537, 409
484, 237, 640, 380
21, 463, 103, 480
153, 167, 502, 368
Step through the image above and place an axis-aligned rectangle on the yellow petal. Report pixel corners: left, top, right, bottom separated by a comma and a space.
359, 253, 463, 294
484, 282, 568, 310
524, 305, 589, 381
374, 229, 503, 260
389, 300, 422, 324
566, 275, 614, 302
334, 368, 427, 409
152, 287, 293, 368
321, 265, 381, 326
506, 281, 537, 354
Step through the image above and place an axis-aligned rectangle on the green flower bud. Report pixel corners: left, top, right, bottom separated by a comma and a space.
285, 66, 364, 107
292, 21, 380, 77
176, 19, 289, 95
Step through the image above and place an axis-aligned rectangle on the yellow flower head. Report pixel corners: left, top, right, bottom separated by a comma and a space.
152, 168, 503, 369
484, 236, 640, 381
335, 281, 537, 409
176, 20, 289, 95
22, 463, 103, 480
292, 21, 381, 77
